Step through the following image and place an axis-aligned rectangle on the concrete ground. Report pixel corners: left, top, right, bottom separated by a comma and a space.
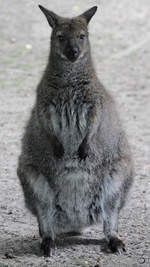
0, 0, 150, 266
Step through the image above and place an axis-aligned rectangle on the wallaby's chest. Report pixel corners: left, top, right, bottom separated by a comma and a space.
49, 91, 92, 153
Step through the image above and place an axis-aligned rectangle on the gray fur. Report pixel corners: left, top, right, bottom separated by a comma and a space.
17, 6, 134, 256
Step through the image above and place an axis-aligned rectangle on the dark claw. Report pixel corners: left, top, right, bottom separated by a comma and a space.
108, 236, 126, 254
41, 237, 56, 257
78, 142, 90, 160
53, 137, 64, 159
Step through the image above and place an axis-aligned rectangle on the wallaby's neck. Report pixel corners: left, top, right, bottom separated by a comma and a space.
45, 49, 96, 85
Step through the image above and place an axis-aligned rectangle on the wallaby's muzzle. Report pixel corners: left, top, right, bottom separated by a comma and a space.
64, 42, 80, 62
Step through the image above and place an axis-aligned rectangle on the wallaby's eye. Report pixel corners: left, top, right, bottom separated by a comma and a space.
57, 35, 64, 41
79, 34, 85, 41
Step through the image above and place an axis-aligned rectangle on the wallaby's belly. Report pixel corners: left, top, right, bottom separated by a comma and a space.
48, 98, 98, 232
49, 99, 90, 154
52, 169, 101, 234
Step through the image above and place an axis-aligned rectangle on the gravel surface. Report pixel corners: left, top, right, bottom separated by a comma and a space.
0, 0, 150, 266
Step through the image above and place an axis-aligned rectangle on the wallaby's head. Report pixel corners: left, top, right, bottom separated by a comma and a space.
39, 5, 97, 63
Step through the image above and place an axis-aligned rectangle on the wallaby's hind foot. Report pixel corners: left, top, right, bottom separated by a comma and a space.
41, 237, 56, 257
108, 236, 126, 254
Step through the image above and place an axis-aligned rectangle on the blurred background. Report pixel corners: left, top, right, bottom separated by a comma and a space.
0, 0, 150, 266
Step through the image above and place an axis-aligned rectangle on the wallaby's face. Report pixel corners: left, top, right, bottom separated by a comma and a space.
51, 20, 89, 63
39, 5, 97, 63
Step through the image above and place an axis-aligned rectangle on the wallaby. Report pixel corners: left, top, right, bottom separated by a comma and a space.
17, 5, 134, 257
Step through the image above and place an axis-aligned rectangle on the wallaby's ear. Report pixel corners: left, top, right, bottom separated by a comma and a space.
80, 6, 98, 24
39, 5, 58, 28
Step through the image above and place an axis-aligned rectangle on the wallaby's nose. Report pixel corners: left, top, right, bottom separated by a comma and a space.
65, 43, 80, 62
73, 47, 79, 58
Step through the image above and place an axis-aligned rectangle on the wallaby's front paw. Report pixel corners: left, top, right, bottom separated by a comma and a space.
53, 139, 64, 159
78, 142, 90, 160
41, 237, 56, 257
108, 237, 126, 254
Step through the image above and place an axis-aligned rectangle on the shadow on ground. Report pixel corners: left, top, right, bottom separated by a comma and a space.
0, 234, 107, 258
